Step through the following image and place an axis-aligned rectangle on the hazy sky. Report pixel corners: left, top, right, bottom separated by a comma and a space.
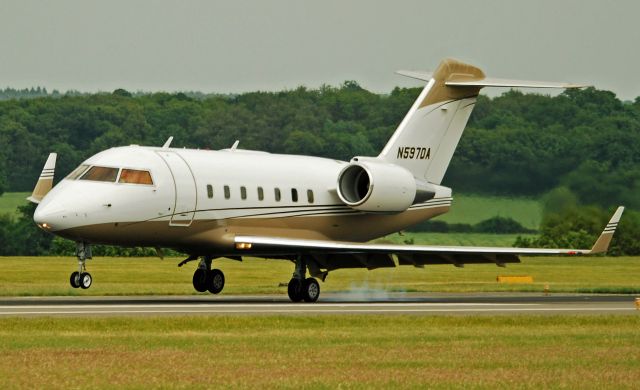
1, 0, 639, 100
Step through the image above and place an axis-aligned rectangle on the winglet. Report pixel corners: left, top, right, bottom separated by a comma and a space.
27, 153, 57, 204
589, 206, 625, 254
396, 70, 433, 81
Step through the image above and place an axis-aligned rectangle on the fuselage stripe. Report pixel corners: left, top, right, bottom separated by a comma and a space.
197, 203, 450, 220
119, 198, 452, 226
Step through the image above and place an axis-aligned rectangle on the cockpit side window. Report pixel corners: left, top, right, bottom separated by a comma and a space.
119, 169, 153, 185
79, 166, 119, 182
66, 164, 90, 180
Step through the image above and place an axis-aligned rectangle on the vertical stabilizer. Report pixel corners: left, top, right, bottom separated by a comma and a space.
378, 58, 484, 184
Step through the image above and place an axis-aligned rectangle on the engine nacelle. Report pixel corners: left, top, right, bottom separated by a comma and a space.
336, 160, 418, 212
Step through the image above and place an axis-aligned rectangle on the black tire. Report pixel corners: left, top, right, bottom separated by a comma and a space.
192, 268, 208, 292
207, 269, 225, 294
69, 271, 80, 288
287, 278, 303, 302
79, 272, 92, 289
302, 278, 320, 303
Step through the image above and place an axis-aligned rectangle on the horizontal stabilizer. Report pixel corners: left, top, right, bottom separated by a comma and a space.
395, 70, 433, 81
397, 70, 588, 89
446, 77, 589, 89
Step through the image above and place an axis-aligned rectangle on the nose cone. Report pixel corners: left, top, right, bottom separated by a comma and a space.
34, 199, 67, 231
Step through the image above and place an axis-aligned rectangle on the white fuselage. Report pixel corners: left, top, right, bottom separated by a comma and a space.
34, 145, 452, 255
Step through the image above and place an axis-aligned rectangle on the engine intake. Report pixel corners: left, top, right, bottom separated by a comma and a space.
337, 160, 419, 212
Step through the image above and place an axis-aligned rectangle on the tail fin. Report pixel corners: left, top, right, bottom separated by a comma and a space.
378, 58, 586, 184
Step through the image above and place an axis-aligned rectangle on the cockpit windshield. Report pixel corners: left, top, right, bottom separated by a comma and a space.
79, 166, 119, 182
66, 164, 90, 180
66, 164, 154, 185
119, 169, 153, 185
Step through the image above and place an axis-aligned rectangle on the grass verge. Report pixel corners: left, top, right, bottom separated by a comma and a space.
0, 315, 638, 389
1, 256, 639, 296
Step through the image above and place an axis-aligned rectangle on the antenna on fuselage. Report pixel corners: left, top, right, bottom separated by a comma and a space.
162, 136, 174, 149
230, 140, 240, 150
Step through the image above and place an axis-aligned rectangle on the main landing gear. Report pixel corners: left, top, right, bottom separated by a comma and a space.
287, 256, 320, 303
191, 256, 225, 294
70, 242, 92, 289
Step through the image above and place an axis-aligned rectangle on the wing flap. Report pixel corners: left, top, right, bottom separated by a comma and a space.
236, 235, 590, 256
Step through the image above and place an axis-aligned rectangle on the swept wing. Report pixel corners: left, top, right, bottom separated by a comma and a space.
234, 207, 624, 271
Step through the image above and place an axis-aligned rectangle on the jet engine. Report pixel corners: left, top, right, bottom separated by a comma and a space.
336, 160, 434, 212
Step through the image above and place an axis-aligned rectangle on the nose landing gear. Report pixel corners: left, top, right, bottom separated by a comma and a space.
192, 256, 225, 294
70, 242, 92, 289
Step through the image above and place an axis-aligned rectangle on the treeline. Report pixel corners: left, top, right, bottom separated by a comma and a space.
0, 83, 639, 255
451, 89, 640, 209
0, 87, 91, 101
0, 81, 413, 194
1, 84, 639, 208
409, 216, 535, 234
514, 188, 640, 256
0, 87, 225, 102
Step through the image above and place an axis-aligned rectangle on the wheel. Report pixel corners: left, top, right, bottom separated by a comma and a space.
287, 278, 304, 302
69, 271, 80, 288
302, 278, 320, 302
192, 268, 208, 292
207, 269, 225, 294
79, 272, 92, 289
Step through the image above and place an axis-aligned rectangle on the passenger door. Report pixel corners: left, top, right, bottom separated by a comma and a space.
156, 151, 197, 226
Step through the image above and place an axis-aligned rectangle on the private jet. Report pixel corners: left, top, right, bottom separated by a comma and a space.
29, 58, 624, 302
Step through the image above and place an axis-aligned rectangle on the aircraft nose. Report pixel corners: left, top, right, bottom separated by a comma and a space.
33, 200, 67, 231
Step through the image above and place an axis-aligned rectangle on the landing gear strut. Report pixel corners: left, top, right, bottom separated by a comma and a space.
70, 242, 92, 289
287, 256, 320, 303
192, 256, 225, 294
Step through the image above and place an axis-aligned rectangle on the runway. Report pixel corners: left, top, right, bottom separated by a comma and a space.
0, 293, 637, 316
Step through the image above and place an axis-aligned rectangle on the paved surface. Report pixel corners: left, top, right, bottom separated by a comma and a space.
0, 293, 638, 316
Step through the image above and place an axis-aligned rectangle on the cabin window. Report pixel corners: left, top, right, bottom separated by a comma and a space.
119, 169, 153, 185
257, 187, 264, 201
240, 186, 247, 200
274, 188, 281, 202
207, 184, 214, 199
67, 164, 90, 180
224, 185, 230, 199
307, 189, 314, 203
291, 188, 298, 202
79, 166, 119, 182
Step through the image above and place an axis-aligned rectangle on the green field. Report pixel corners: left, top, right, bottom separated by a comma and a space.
0, 192, 29, 218
435, 193, 542, 229
1, 256, 639, 296
0, 315, 638, 388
